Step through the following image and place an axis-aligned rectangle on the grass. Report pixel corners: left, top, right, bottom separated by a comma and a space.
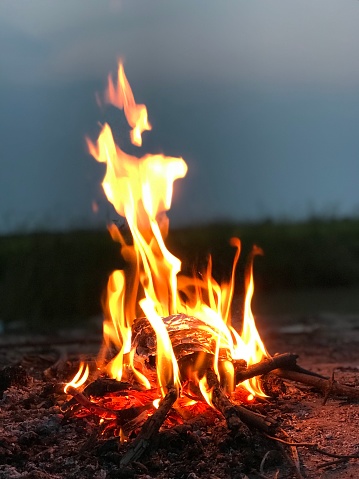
168, 217, 359, 290
1, 218, 359, 331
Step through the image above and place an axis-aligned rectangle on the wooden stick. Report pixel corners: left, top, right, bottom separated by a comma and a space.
236, 353, 297, 383
265, 432, 359, 461
120, 387, 178, 466
235, 353, 326, 384
276, 441, 304, 479
206, 369, 276, 433
279, 429, 304, 479
273, 369, 359, 400
317, 456, 358, 469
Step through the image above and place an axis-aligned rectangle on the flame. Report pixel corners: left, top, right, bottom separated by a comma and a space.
104, 62, 151, 146
239, 246, 268, 397
83, 61, 268, 403
64, 362, 89, 394
198, 374, 214, 408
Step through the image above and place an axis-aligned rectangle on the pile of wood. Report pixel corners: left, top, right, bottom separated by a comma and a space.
61, 313, 359, 472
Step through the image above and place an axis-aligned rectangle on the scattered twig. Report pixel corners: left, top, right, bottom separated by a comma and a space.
313, 450, 359, 461
322, 370, 335, 405
264, 434, 315, 448
317, 456, 356, 469
265, 433, 359, 461
276, 441, 304, 479
280, 429, 302, 479
273, 369, 359, 399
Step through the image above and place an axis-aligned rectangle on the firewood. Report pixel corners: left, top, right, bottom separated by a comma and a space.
120, 386, 178, 466
83, 378, 144, 396
273, 369, 359, 399
206, 369, 276, 433
235, 353, 326, 385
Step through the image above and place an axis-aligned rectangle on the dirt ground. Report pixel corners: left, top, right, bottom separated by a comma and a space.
255, 310, 359, 478
0, 309, 358, 479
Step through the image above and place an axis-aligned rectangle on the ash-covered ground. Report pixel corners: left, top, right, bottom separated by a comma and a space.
0, 311, 358, 479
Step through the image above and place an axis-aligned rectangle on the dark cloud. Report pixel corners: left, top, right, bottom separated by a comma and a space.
1, 0, 359, 232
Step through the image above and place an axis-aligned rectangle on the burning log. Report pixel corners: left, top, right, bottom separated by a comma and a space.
63, 308, 283, 466
205, 369, 276, 434
65, 385, 122, 420
132, 314, 233, 365
63, 338, 359, 468
64, 385, 154, 422
59, 61, 359, 474
116, 364, 275, 465
64, 317, 323, 462
64, 314, 359, 432
120, 386, 178, 466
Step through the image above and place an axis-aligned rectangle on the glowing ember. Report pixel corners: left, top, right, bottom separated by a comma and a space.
66, 61, 269, 409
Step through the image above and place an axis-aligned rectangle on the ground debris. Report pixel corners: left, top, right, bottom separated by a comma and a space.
1, 312, 359, 478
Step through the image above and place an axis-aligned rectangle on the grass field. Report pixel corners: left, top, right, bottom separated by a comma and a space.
1, 218, 359, 331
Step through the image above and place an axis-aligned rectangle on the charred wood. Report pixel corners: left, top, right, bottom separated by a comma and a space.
120, 386, 178, 466
206, 369, 276, 433
83, 378, 144, 396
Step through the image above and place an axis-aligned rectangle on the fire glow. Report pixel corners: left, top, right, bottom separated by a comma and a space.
66, 61, 268, 415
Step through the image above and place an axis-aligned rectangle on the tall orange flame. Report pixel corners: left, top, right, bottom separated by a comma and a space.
66, 61, 269, 403
105, 62, 151, 146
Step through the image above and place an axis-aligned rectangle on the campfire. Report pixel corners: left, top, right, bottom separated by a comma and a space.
57, 62, 359, 475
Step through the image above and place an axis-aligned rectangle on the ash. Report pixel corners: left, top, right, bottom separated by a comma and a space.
1, 311, 359, 479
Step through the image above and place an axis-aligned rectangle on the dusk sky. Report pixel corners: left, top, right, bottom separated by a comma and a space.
1, 0, 359, 232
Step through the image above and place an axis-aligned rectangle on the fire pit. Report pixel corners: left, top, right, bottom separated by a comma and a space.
1, 62, 358, 479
